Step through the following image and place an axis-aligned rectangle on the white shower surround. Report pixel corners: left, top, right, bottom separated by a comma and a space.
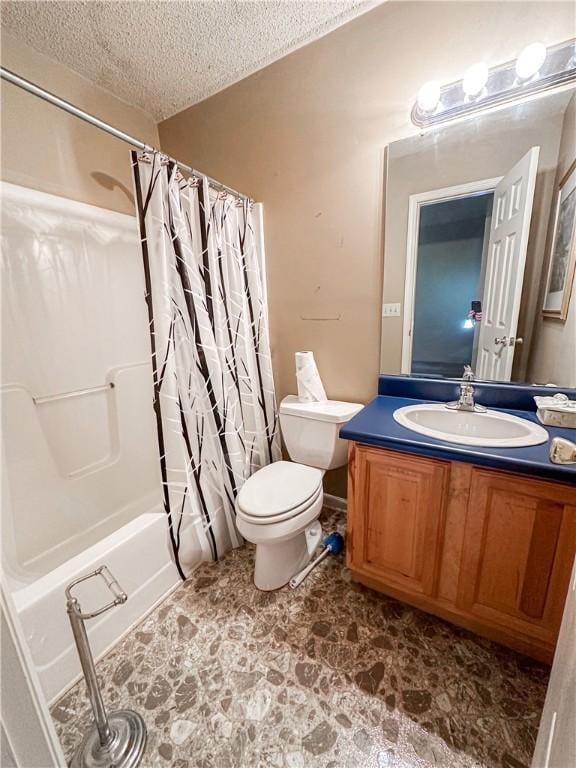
0, 183, 185, 702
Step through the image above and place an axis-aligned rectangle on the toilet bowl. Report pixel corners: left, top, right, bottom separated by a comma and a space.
237, 396, 363, 590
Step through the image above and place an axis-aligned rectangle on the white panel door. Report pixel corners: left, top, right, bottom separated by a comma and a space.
476, 147, 539, 381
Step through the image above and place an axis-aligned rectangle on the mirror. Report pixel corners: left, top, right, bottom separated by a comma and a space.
380, 88, 576, 387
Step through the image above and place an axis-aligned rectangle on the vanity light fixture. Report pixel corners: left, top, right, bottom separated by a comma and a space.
463, 63, 489, 97
412, 37, 576, 128
417, 80, 441, 112
515, 42, 547, 81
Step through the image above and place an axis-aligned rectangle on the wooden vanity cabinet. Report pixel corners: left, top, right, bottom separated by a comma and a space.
347, 442, 576, 662
346, 445, 449, 598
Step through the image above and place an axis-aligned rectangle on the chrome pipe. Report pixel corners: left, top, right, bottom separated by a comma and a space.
0, 66, 251, 202
0, 67, 153, 153
67, 597, 114, 748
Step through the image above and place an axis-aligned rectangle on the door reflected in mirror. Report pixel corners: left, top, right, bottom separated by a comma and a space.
381, 88, 576, 388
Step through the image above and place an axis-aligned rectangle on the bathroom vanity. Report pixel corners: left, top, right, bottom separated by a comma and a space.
341, 377, 576, 663
365, 87, 576, 666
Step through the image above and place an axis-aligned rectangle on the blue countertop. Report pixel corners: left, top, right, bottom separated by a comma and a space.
340, 393, 576, 484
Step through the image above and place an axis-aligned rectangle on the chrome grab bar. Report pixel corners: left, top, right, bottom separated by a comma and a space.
33, 381, 114, 405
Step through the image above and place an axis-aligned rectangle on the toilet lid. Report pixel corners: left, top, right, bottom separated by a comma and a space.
237, 461, 323, 518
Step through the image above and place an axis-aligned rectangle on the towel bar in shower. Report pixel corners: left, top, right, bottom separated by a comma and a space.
33, 381, 114, 405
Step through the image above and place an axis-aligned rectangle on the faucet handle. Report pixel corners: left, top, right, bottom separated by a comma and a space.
462, 365, 474, 381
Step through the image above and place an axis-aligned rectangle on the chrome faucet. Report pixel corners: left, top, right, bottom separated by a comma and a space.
446, 366, 486, 413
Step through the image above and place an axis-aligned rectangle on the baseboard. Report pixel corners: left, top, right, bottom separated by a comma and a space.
323, 493, 347, 513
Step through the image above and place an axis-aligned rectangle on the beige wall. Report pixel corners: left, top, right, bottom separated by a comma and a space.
528, 93, 576, 387
160, 0, 574, 495
2, 6, 573, 496
381, 93, 568, 381
1, 33, 159, 215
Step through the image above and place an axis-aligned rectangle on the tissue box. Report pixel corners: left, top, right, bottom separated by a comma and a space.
534, 394, 576, 429
537, 409, 576, 428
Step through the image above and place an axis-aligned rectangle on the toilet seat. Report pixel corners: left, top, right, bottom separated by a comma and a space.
237, 484, 323, 526
236, 461, 323, 525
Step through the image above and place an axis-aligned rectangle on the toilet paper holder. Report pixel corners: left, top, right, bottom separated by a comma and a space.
65, 565, 147, 768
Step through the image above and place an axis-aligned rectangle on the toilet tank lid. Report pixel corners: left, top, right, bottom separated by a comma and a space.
280, 395, 364, 423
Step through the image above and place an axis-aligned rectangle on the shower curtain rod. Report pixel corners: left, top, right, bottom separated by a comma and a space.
0, 66, 251, 202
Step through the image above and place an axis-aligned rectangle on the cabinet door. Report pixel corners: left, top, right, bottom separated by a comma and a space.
347, 444, 449, 597
458, 469, 576, 646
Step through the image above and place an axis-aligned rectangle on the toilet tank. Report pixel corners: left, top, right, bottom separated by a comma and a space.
279, 396, 364, 470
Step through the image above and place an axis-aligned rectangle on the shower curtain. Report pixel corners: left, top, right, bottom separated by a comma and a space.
131, 152, 280, 578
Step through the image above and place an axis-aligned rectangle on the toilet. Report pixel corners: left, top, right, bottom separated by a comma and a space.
236, 395, 363, 590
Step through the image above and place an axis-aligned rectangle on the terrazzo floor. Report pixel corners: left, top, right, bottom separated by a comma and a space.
52, 509, 549, 768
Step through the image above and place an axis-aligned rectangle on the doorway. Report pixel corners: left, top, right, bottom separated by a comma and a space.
401, 147, 540, 381
410, 192, 494, 378
401, 177, 501, 376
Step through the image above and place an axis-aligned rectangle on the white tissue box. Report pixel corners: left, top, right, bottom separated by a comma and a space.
534, 394, 576, 429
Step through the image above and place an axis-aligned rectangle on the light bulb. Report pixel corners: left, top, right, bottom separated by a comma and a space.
463, 62, 489, 97
417, 81, 441, 113
515, 42, 547, 81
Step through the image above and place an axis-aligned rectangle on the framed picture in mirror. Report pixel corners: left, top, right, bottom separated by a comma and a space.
542, 158, 576, 320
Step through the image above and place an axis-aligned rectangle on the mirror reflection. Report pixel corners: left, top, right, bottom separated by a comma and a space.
381, 88, 576, 387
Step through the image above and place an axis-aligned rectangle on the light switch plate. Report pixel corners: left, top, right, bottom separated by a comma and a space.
382, 302, 401, 317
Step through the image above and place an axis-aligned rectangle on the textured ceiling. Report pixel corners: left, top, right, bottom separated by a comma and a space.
1, 1, 379, 120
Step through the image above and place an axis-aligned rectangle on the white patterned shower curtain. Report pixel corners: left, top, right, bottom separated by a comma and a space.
131, 152, 281, 578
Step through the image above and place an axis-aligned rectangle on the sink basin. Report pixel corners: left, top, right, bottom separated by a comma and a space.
393, 403, 549, 448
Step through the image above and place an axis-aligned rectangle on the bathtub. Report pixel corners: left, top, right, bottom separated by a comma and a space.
1, 362, 182, 704
1, 361, 182, 704
10, 509, 180, 704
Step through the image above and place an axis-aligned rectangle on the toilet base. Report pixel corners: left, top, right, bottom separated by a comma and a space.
253, 520, 322, 591
236, 489, 324, 591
